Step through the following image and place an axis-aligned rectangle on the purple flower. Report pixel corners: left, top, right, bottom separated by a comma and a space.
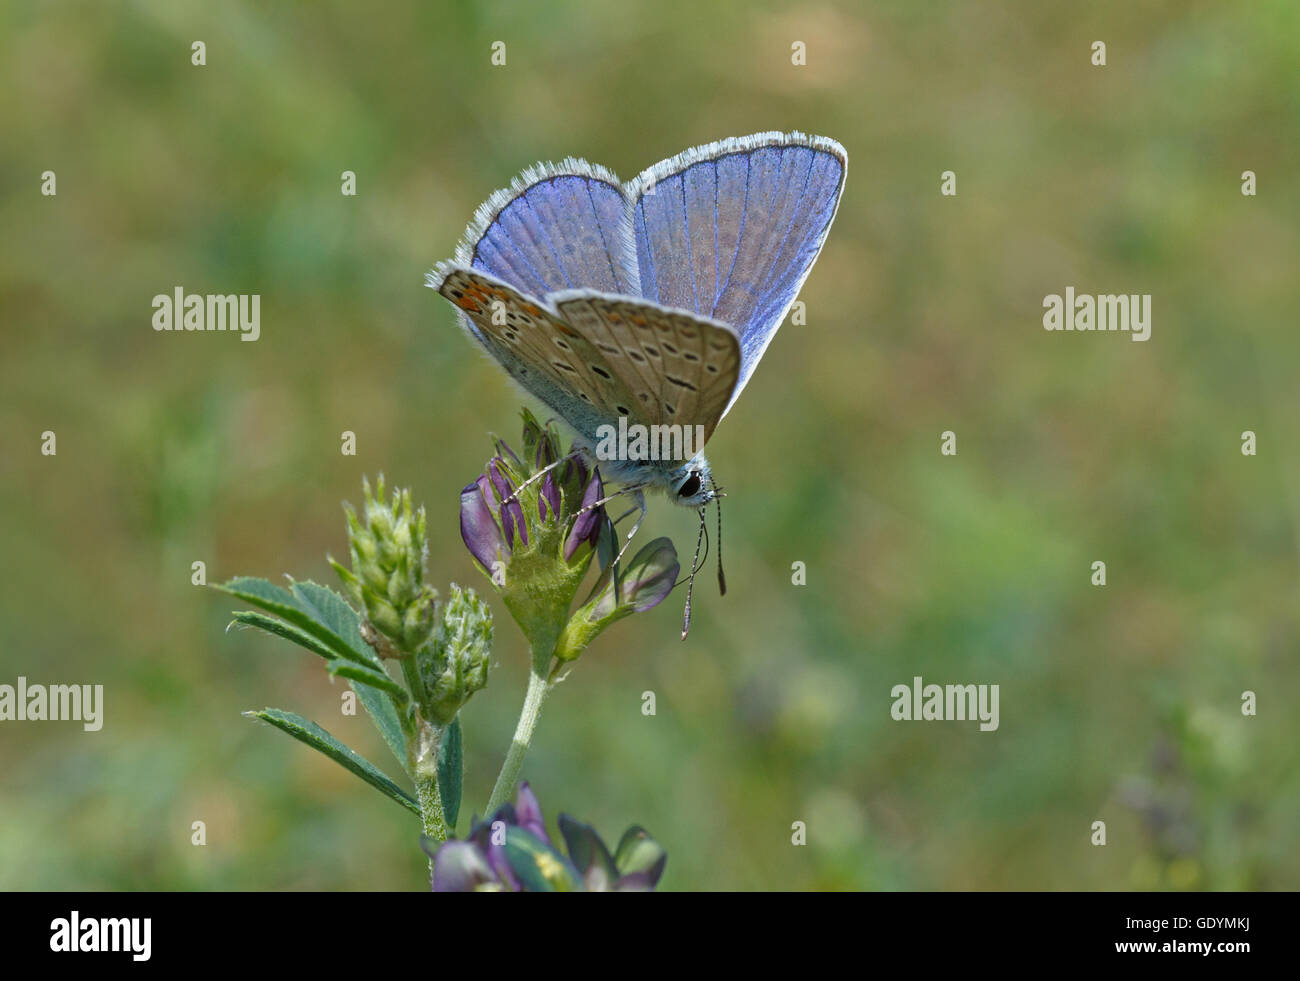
458, 421, 607, 594
459, 409, 678, 658
563, 467, 604, 561
459, 475, 506, 572
423, 782, 666, 892
592, 537, 680, 617
488, 459, 527, 549
554, 536, 680, 662
538, 471, 561, 524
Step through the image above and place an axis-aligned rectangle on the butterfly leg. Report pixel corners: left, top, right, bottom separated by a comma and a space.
567, 484, 649, 521
498, 450, 585, 507
568, 485, 647, 605
608, 489, 647, 571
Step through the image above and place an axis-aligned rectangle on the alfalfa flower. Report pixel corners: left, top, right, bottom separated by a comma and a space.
462, 409, 681, 817
458, 410, 613, 653
421, 781, 667, 892
417, 584, 492, 725
554, 537, 679, 662
332, 475, 437, 657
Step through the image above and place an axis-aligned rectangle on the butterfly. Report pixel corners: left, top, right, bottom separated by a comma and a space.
428, 131, 847, 633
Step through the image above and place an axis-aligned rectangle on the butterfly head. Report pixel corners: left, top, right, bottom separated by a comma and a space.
669, 455, 721, 508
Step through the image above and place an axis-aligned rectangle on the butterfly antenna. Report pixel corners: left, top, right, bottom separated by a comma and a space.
681, 506, 708, 641
711, 477, 727, 596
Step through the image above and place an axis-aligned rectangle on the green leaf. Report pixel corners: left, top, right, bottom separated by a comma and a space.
228, 611, 337, 661
244, 708, 418, 816
353, 681, 408, 773
439, 716, 463, 830
217, 578, 408, 772
503, 827, 579, 892
327, 660, 408, 703
215, 577, 375, 669
289, 579, 382, 668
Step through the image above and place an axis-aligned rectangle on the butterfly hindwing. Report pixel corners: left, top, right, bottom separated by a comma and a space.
625, 131, 846, 414
551, 291, 741, 445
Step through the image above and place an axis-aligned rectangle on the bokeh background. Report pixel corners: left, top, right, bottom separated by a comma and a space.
2, 0, 1297, 891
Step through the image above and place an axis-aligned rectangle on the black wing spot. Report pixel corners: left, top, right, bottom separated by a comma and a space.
553, 361, 577, 373
627, 350, 646, 364
578, 391, 592, 403
591, 365, 612, 379
617, 405, 630, 415
644, 345, 660, 358
597, 343, 620, 355
665, 402, 677, 415
706, 364, 719, 374
554, 338, 571, 350
666, 375, 698, 392
683, 351, 700, 362
662, 341, 679, 355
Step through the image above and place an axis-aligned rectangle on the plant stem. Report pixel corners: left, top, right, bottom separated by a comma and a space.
411, 720, 449, 872
484, 665, 552, 815
397, 656, 425, 736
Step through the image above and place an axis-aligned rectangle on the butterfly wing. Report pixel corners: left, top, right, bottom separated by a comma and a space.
447, 158, 638, 296
432, 264, 641, 441
551, 290, 740, 446
624, 131, 846, 415
432, 265, 740, 453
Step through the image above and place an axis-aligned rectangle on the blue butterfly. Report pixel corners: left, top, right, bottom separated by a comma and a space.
428, 132, 846, 626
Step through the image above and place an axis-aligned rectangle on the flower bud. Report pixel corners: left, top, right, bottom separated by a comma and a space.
555, 537, 679, 662
332, 475, 438, 655
417, 584, 492, 725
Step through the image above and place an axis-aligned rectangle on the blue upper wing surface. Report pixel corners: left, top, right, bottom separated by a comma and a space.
454, 160, 639, 297
625, 132, 846, 414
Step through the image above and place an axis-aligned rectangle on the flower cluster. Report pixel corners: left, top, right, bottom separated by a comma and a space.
417, 584, 492, 726
423, 782, 667, 892
332, 475, 438, 657
459, 409, 678, 666
333, 476, 491, 725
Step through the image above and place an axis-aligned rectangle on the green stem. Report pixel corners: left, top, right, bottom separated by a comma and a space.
411, 720, 449, 869
484, 665, 552, 815
397, 656, 426, 736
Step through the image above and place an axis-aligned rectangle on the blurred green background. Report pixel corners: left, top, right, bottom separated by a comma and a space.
2, 0, 1297, 891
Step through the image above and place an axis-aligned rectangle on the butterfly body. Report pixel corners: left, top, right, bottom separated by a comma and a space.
429, 131, 847, 508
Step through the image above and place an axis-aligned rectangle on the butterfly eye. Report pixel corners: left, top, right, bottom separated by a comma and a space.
677, 472, 702, 498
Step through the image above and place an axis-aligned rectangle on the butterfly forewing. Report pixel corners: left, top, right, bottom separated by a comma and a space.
437, 265, 642, 441
456, 164, 637, 297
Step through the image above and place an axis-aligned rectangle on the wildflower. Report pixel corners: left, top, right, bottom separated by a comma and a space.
422, 782, 667, 892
